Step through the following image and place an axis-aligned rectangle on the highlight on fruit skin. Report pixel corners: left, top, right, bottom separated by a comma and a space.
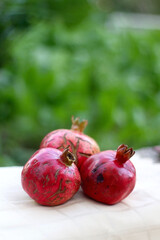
21, 147, 81, 206
40, 116, 100, 169
80, 144, 136, 205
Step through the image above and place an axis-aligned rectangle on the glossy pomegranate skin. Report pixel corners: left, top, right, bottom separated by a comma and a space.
21, 148, 81, 206
80, 145, 136, 205
40, 117, 100, 169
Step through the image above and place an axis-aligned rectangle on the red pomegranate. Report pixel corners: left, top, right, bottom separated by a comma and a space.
40, 117, 100, 169
80, 144, 136, 205
21, 147, 81, 206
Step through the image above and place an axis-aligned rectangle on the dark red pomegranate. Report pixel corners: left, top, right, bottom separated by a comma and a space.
21, 147, 81, 206
40, 117, 100, 169
80, 144, 136, 205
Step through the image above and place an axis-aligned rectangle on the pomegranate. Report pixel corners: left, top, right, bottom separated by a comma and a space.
21, 147, 81, 206
40, 116, 100, 169
80, 144, 136, 205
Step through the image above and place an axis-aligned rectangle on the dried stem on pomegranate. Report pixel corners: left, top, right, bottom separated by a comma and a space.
71, 116, 88, 132
115, 144, 135, 164
60, 146, 76, 166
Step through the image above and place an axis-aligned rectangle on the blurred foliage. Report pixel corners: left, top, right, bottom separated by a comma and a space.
98, 0, 160, 14
0, 0, 93, 66
0, 1, 160, 166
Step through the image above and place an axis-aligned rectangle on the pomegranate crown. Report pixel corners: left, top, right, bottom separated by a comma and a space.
60, 146, 76, 166
115, 144, 135, 164
71, 116, 88, 132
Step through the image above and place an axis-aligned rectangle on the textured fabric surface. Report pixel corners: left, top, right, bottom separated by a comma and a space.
0, 153, 160, 240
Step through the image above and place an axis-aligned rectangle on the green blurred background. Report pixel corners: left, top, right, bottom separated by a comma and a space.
0, 0, 160, 166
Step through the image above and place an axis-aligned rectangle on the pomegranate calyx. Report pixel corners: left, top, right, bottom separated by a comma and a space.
115, 144, 135, 164
71, 116, 88, 132
60, 146, 76, 166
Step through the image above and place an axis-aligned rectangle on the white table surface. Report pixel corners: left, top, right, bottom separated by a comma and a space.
0, 153, 160, 240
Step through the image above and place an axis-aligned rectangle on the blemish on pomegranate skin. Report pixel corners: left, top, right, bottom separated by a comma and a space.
46, 175, 50, 183
65, 180, 71, 184
33, 188, 38, 194
92, 168, 97, 173
43, 162, 49, 166
33, 159, 38, 165
92, 162, 106, 173
97, 173, 104, 183
55, 169, 60, 181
